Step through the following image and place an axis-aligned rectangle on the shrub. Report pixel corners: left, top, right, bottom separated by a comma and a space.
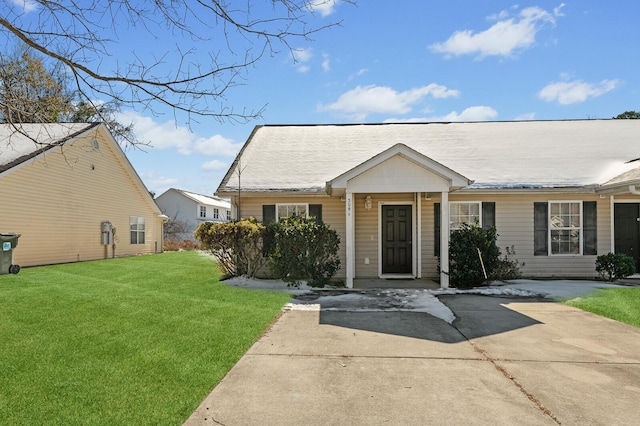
268, 215, 340, 287
493, 245, 525, 281
163, 239, 201, 252
595, 252, 636, 281
448, 223, 501, 288
194, 218, 266, 278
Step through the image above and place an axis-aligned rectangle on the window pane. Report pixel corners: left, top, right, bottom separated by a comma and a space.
551, 230, 580, 254
449, 202, 481, 230
277, 204, 307, 221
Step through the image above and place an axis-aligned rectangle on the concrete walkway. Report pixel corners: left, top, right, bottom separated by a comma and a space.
184, 295, 640, 425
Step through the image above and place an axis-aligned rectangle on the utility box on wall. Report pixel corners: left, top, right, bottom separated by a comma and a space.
101, 221, 113, 245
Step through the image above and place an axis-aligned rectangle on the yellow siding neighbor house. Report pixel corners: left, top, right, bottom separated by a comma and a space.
217, 120, 640, 288
0, 123, 166, 267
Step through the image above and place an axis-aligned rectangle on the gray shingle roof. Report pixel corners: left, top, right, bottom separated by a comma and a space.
217, 120, 640, 193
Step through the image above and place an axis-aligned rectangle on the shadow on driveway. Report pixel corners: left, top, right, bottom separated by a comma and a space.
318, 295, 547, 342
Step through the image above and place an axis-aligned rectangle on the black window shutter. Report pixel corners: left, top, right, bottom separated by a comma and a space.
583, 201, 597, 255
482, 202, 496, 230
434, 203, 441, 256
534, 202, 548, 256
262, 205, 276, 224
309, 204, 323, 222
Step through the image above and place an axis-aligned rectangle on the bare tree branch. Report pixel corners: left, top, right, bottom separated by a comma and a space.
0, 0, 351, 146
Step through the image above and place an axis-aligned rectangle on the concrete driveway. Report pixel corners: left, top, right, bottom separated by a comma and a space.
184, 291, 640, 425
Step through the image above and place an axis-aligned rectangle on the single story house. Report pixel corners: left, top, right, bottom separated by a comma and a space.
0, 123, 166, 267
216, 120, 640, 288
155, 188, 231, 240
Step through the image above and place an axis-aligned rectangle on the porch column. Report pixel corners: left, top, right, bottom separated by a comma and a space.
416, 192, 422, 278
345, 191, 355, 288
610, 195, 615, 253
440, 191, 450, 288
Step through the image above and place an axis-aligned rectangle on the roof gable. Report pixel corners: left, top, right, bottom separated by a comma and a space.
327, 143, 471, 195
0, 123, 99, 174
1, 123, 161, 215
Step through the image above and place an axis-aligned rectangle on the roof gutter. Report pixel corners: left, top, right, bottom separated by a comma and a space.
629, 185, 640, 195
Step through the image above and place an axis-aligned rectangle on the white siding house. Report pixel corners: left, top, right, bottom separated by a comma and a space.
155, 188, 231, 240
216, 120, 640, 288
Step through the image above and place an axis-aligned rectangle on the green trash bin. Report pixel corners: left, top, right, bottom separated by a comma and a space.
0, 233, 21, 275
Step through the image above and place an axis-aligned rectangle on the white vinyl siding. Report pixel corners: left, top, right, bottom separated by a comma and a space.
549, 201, 582, 255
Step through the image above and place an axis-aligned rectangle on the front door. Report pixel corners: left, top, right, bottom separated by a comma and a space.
382, 205, 412, 274
614, 203, 640, 270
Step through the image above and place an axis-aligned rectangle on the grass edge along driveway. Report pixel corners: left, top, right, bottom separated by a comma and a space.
0, 251, 291, 425
565, 287, 640, 328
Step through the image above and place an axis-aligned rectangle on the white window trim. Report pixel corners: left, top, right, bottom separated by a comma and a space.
275, 203, 309, 222
213, 208, 219, 219
449, 201, 482, 231
548, 200, 583, 256
199, 205, 207, 218
129, 216, 146, 245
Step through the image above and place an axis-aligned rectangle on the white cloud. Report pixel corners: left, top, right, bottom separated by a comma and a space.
554, 3, 566, 17
10, 0, 38, 13
292, 48, 313, 72
139, 171, 179, 193
322, 54, 330, 72
436, 106, 498, 121
348, 68, 368, 80
514, 112, 536, 120
293, 48, 313, 63
307, 0, 339, 17
538, 79, 620, 105
117, 111, 241, 156
321, 84, 460, 120
430, 5, 559, 59
202, 159, 229, 171
386, 106, 498, 123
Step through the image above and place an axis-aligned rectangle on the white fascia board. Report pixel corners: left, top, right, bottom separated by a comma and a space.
327, 143, 472, 193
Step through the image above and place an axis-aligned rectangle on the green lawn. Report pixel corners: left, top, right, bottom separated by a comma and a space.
0, 251, 291, 425
565, 288, 640, 328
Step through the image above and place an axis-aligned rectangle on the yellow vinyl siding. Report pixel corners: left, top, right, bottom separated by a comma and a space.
0, 128, 161, 267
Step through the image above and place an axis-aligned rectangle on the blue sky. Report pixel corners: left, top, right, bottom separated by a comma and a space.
15, 1, 639, 197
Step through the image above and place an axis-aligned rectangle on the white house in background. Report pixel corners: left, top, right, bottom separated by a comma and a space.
156, 188, 231, 239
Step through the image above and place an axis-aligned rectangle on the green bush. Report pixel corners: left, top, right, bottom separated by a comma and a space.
268, 215, 340, 287
595, 252, 636, 281
194, 218, 266, 277
493, 245, 525, 281
448, 223, 501, 288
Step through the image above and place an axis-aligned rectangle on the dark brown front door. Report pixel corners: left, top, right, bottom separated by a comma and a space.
382, 205, 412, 274
614, 203, 640, 270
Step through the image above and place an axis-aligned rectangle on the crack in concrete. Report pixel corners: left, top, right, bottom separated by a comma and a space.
451, 323, 563, 425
